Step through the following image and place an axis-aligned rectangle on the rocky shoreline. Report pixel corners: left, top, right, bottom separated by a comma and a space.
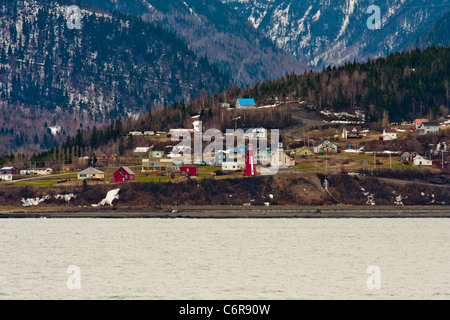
1, 205, 450, 218
1, 173, 448, 218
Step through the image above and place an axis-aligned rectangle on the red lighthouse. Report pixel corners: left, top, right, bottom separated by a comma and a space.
243, 143, 257, 176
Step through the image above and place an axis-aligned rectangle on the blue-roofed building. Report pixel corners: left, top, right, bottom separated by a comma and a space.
235, 144, 247, 153
236, 98, 256, 109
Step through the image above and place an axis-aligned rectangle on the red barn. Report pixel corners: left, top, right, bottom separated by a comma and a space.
112, 166, 135, 183
180, 164, 197, 178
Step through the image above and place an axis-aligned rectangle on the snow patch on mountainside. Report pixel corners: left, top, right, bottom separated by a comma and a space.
337, 0, 358, 40
222, 0, 448, 69
312, 9, 321, 22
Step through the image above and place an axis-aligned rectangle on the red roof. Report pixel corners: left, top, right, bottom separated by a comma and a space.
414, 119, 428, 126
115, 166, 135, 175
181, 164, 197, 168
384, 129, 397, 133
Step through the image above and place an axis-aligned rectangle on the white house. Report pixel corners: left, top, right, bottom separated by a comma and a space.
417, 122, 439, 135
314, 140, 338, 154
128, 131, 143, 136
169, 128, 194, 135
30, 168, 53, 175
413, 155, 432, 166
414, 118, 429, 130
133, 147, 150, 154
0, 174, 12, 181
240, 127, 267, 139
222, 162, 242, 171
221, 153, 243, 171
382, 129, 397, 141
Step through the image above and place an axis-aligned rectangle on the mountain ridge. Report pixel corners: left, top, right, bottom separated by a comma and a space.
222, 0, 450, 69
80, 0, 310, 85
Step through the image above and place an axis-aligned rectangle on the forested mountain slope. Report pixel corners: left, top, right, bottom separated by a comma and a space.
0, 0, 230, 152
82, 0, 309, 85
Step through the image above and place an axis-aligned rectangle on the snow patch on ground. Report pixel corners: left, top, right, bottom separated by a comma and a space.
54, 194, 77, 202
394, 195, 405, 206
21, 195, 51, 207
48, 126, 61, 135
361, 187, 375, 205
92, 188, 120, 207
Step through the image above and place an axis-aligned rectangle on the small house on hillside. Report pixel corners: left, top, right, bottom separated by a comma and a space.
98, 153, 119, 165
314, 140, 338, 154
382, 129, 397, 141
272, 150, 295, 168
77, 167, 105, 180
399, 152, 411, 162
242, 127, 267, 139
180, 164, 197, 178
0, 167, 18, 175
222, 162, 242, 171
401, 152, 419, 163
417, 122, 439, 135
30, 168, 53, 175
168, 128, 194, 138
293, 146, 313, 157
414, 119, 429, 130
112, 167, 135, 183
0, 173, 12, 181
141, 158, 181, 175
222, 154, 243, 171
413, 155, 432, 166
134, 147, 150, 155
341, 126, 362, 139
236, 98, 256, 109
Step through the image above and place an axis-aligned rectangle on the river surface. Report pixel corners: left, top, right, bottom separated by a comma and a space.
0, 218, 449, 299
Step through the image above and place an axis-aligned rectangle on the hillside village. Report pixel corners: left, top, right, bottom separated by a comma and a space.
0, 45, 449, 209
1, 97, 449, 189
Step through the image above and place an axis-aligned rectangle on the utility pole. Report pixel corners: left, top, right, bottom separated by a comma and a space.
443, 150, 445, 169
374, 152, 376, 169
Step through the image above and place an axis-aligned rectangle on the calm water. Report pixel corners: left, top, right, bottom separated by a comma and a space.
0, 218, 449, 300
